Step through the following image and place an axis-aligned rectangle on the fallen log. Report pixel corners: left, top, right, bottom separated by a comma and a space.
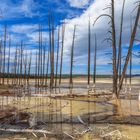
63, 132, 75, 139
0, 128, 52, 134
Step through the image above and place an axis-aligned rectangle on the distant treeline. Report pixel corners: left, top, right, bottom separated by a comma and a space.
0, 73, 139, 79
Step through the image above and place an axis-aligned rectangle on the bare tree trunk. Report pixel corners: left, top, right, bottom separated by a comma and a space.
117, 0, 125, 82
13, 46, 18, 85
48, 13, 52, 88
87, 19, 91, 86
38, 24, 41, 87
19, 42, 23, 86
7, 36, 11, 85
50, 15, 54, 89
59, 24, 65, 85
55, 27, 60, 87
35, 51, 38, 87
111, 0, 117, 97
2, 25, 7, 85
70, 25, 76, 88
40, 25, 43, 85
93, 34, 97, 85
0, 39, 2, 85
45, 46, 50, 86
118, 3, 140, 95
129, 49, 132, 87
27, 52, 32, 85
42, 42, 46, 85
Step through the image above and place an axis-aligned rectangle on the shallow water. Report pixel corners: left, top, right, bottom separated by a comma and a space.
0, 82, 140, 140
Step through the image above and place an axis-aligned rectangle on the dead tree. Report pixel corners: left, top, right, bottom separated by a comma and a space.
93, 34, 97, 85
59, 24, 65, 85
48, 12, 54, 89
2, 25, 7, 85
0, 38, 2, 84
55, 27, 60, 87
50, 15, 55, 89
70, 25, 76, 88
118, 3, 140, 95
42, 42, 46, 85
45, 45, 50, 86
40, 25, 43, 85
19, 42, 23, 86
7, 35, 11, 85
35, 51, 38, 87
129, 51, 132, 87
117, 0, 125, 82
13, 46, 18, 85
93, 0, 140, 98
27, 52, 32, 85
37, 24, 43, 86
111, 0, 117, 96
87, 18, 91, 86
23, 51, 28, 86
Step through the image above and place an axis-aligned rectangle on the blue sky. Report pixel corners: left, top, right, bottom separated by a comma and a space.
0, 0, 139, 75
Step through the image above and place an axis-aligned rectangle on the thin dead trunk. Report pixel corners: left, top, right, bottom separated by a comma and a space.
19, 42, 23, 86
7, 36, 11, 85
87, 19, 91, 86
50, 15, 54, 89
59, 24, 65, 85
55, 27, 60, 87
118, 3, 140, 95
117, 0, 125, 82
45, 46, 50, 86
27, 52, 32, 85
70, 25, 76, 88
111, 0, 117, 97
93, 34, 97, 85
2, 25, 7, 85
0, 39, 2, 84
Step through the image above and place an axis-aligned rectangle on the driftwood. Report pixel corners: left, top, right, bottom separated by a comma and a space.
0, 128, 52, 134
100, 130, 122, 139
77, 115, 124, 139
63, 132, 75, 139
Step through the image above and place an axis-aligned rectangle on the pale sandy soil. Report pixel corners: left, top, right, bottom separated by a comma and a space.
1, 76, 140, 84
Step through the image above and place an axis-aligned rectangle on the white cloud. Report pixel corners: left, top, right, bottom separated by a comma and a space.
11, 24, 38, 34
20, 0, 38, 17
0, 0, 38, 19
68, 0, 90, 8
60, 0, 139, 59
27, 31, 49, 43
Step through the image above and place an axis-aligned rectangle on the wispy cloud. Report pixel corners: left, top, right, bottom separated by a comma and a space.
67, 0, 90, 8
0, 0, 38, 20
10, 24, 38, 34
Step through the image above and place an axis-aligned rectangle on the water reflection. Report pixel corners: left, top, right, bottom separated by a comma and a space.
0, 83, 140, 139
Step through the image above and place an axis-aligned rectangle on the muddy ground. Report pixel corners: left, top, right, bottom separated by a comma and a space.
0, 77, 140, 140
